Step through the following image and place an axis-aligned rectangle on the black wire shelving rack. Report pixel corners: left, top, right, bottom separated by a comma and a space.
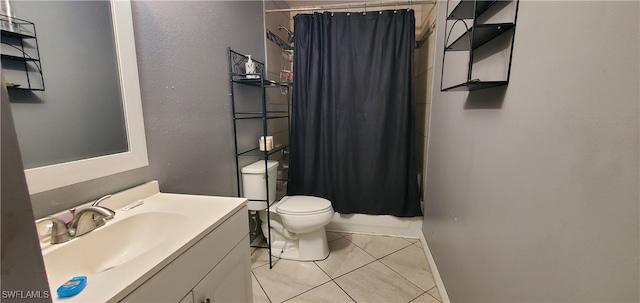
228, 48, 291, 269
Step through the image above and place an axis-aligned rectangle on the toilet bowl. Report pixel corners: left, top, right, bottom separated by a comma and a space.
258, 196, 334, 261
241, 160, 334, 261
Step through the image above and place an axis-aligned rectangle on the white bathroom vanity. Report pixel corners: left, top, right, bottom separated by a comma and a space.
39, 181, 252, 303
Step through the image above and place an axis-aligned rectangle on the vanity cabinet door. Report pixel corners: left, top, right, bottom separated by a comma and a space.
192, 236, 252, 303
179, 291, 194, 303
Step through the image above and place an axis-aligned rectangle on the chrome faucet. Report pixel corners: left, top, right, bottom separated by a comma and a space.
68, 206, 115, 237
35, 205, 116, 244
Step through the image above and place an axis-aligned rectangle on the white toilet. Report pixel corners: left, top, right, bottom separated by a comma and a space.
241, 160, 334, 261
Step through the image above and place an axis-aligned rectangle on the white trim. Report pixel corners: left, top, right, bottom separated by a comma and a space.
420, 232, 451, 303
326, 213, 423, 237
24, 0, 148, 194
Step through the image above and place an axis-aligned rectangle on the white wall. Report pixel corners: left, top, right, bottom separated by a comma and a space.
423, 1, 639, 301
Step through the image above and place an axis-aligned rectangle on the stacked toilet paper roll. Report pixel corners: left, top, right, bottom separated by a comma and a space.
259, 136, 273, 151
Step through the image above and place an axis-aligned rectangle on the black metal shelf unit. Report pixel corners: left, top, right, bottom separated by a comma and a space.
228, 48, 291, 269
1, 15, 45, 91
440, 0, 519, 92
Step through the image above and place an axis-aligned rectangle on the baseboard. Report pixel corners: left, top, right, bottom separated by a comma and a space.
419, 233, 451, 303
326, 213, 423, 237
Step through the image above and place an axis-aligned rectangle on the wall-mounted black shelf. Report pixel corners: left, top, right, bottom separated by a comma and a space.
1, 15, 45, 92
228, 48, 291, 270
7, 87, 45, 91
0, 29, 36, 39
447, 0, 497, 20
442, 80, 508, 91
1, 53, 40, 61
441, 0, 519, 92
445, 23, 514, 51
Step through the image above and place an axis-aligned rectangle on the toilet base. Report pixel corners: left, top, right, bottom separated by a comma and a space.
269, 229, 330, 261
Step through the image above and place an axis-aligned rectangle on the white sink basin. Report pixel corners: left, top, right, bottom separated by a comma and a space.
43, 211, 186, 280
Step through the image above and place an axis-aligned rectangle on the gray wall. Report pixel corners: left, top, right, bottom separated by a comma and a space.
9, 1, 128, 169
132, 0, 266, 196
6, 0, 265, 297
1, 78, 51, 302
423, 1, 639, 302
30, 1, 266, 217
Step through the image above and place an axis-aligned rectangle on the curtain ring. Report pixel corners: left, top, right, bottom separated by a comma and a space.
347, 4, 351, 16
394, 2, 398, 13
363, 3, 367, 15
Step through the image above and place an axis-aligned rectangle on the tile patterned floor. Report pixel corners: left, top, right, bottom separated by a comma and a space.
251, 232, 442, 303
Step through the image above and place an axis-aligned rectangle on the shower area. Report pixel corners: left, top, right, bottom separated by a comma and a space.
263, 0, 438, 236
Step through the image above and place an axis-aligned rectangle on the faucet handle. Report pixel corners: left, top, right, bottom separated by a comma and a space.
34, 217, 54, 238
91, 194, 112, 207
34, 217, 72, 244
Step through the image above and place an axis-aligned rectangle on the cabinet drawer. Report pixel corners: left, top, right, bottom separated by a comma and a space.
121, 207, 249, 302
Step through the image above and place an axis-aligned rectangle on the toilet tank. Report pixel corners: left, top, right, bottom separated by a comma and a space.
241, 160, 279, 204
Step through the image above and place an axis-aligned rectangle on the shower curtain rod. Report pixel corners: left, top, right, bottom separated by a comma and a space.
265, 0, 435, 13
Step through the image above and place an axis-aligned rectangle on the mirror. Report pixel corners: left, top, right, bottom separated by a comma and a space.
4, 0, 148, 194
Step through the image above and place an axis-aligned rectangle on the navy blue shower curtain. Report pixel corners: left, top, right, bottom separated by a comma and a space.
287, 10, 422, 217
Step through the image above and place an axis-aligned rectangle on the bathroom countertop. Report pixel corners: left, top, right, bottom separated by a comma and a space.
40, 181, 247, 303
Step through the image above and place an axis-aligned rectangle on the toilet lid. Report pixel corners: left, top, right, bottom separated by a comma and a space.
276, 196, 333, 215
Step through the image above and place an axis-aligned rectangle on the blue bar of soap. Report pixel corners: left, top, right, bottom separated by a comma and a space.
57, 276, 87, 298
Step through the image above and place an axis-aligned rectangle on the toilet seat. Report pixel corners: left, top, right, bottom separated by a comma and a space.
276, 196, 333, 215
